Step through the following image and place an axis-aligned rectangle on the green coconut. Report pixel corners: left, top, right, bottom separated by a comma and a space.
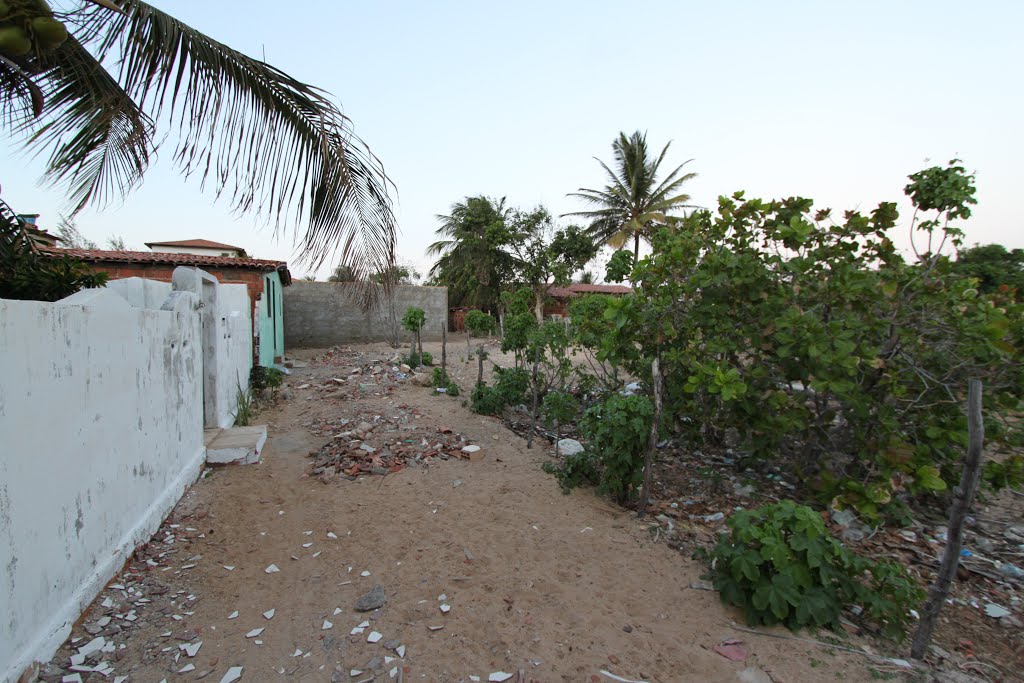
30, 15, 65, 49
0, 25, 31, 56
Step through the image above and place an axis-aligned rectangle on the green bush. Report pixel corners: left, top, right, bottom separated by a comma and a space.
470, 366, 530, 416
542, 450, 599, 494
578, 392, 653, 502
444, 381, 460, 397
250, 365, 284, 393
464, 309, 496, 337
710, 501, 924, 640
403, 351, 433, 367
431, 367, 449, 387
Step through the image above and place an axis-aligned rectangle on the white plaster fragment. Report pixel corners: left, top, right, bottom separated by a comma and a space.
179, 664, 196, 673
263, 609, 275, 619
327, 532, 338, 539
245, 627, 264, 638
264, 563, 280, 573
322, 620, 333, 630
181, 641, 202, 657
228, 610, 239, 619
367, 631, 382, 643
219, 666, 244, 683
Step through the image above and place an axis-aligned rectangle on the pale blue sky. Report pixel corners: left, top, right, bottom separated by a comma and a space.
2, 1, 1020, 278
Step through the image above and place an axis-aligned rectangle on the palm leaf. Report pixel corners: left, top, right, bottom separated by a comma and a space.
10, 0, 397, 281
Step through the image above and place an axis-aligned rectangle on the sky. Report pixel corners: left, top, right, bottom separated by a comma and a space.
1, 0, 1021, 280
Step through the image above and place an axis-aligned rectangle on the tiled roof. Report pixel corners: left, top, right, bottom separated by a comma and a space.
144, 238, 247, 253
40, 246, 291, 283
549, 283, 632, 298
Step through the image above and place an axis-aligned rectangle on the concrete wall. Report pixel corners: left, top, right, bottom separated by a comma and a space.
284, 282, 448, 346
105, 277, 172, 309
215, 283, 253, 428
0, 289, 205, 681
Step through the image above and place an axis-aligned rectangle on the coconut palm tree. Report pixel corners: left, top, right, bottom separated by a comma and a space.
427, 196, 516, 314
0, 0, 396, 276
565, 130, 696, 262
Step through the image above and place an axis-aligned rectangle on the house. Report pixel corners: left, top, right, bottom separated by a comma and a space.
39, 244, 291, 367
544, 283, 632, 318
145, 238, 249, 258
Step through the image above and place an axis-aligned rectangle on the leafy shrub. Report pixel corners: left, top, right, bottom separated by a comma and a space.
464, 309, 496, 337
1, 203, 108, 301
403, 351, 433, 367
710, 501, 924, 640
578, 393, 654, 502
543, 450, 599, 494
431, 367, 461, 396
589, 162, 1024, 516
470, 366, 530, 415
401, 306, 426, 334
542, 390, 579, 427
250, 365, 284, 393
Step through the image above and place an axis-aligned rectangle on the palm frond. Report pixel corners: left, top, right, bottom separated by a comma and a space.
14, 0, 396, 279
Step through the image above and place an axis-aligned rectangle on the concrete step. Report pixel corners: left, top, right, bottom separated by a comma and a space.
205, 425, 267, 465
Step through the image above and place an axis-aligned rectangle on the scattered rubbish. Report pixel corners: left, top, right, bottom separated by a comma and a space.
245, 628, 264, 638
368, 631, 383, 643
488, 673, 513, 682
322, 620, 333, 630
263, 609, 275, 619
440, 603, 451, 613
228, 611, 239, 619
599, 671, 648, 683
713, 639, 748, 661
264, 564, 280, 573
181, 641, 202, 657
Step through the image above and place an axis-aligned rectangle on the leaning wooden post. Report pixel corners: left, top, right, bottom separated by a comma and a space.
526, 346, 541, 449
441, 321, 447, 373
910, 379, 984, 660
637, 356, 664, 519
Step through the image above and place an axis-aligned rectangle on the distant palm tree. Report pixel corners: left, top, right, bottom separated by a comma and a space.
427, 196, 516, 313
0, 0, 395, 275
566, 131, 696, 261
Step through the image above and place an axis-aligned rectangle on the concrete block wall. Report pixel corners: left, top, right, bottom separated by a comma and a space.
284, 282, 448, 346
0, 289, 205, 681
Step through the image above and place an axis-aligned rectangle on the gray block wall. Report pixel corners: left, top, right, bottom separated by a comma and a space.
284, 282, 449, 347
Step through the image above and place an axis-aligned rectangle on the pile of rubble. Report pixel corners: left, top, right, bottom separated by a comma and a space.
307, 417, 483, 480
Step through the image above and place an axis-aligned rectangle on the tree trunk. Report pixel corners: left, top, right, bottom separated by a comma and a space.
466, 334, 471, 362
637, 357, 664, 519
533, 287, 545, 323
633, 232, 640, 264
441, 321, 447, 373
417, 328, 423, 359
477, 347, 484, 386
526, 348, 541, 449
911, 379, 985, 659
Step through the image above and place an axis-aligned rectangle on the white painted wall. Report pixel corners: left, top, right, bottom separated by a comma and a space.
214, 283, 253, 428
105, 277, 172, 309
0, 290, 204, 681
149, 245, 242, 257
0, 269, 253, 681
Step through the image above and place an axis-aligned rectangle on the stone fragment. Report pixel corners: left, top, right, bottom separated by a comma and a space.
356, 585, 387, 612
556, 439, 584, 456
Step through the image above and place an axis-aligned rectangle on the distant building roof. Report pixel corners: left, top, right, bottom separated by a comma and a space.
40, 247, 291, 284
549, 283, 632, 298
145, 238, 248, 255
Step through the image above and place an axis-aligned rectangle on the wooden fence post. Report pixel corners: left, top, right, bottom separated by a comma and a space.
441, 321, 447, 373
637, 357, 664, 519
910, 379, 984, 659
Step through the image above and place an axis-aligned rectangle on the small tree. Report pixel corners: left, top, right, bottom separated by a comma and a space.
401, 306, 426, 362
464, 309, 496, 382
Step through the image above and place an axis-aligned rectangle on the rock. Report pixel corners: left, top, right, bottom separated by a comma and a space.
355, 585, 387, 612
983, 603, 1010, 618
410, 373, 433, 387
359, 383, 377, 392
556, 439, 584, 456
623, 624, 633, 633
399, 364, 411, 373
461, 445, 481, 454
736, 668, 772, 683
382, 639, 401, 650
840, 526, 866, 542
356, 422, 374, 434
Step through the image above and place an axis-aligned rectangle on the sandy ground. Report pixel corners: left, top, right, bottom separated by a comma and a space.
43, 342, 901, 683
